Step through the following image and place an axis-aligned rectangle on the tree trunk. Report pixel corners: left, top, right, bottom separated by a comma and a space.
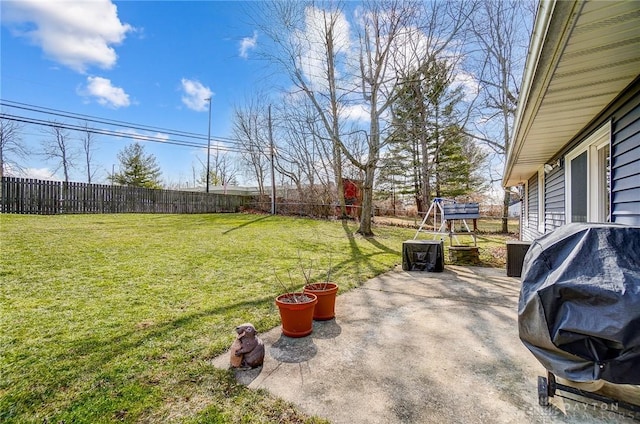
334, 136, 347, 219
357, 162, 376, 236
502, 188, 510, 233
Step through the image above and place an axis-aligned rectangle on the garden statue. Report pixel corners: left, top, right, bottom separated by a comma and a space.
229, 323, 265, 369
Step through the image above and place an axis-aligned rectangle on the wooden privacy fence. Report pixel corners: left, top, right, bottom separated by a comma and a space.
0, 177, 249, 215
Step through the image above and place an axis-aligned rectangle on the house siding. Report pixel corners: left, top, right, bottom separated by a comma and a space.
611, 89, 640, 225
544, 166, 565, 231
523, 173, 542, 241
521, 76, 640, 241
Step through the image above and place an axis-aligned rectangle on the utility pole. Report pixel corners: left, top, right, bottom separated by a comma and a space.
206, 97, 212, 193
269, 105, 276, 215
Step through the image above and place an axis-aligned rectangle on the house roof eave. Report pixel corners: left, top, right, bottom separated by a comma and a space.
504, 0, 581, 187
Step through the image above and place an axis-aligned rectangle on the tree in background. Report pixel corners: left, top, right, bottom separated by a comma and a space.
78, 120, 99, 184
382, 57, 484, 210
232, 95, 270, 196
272, 95, 335, 211
434, 125, 486, 199
256, 1, 351, 218
255, 0, 475, 235
41, 121, 76, 183
197, 147, 239, 188
0, 117, 28, 179
469, 0, 534, 232
111, 142, 162, 189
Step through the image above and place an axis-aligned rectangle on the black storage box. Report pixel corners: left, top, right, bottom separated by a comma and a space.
402, 240, 444, 272
506, 240, 531, 277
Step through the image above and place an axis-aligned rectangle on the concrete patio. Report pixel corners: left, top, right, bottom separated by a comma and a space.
213, 266, 640, 423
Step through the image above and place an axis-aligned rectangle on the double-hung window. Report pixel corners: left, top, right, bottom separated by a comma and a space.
565, 122, 611, 223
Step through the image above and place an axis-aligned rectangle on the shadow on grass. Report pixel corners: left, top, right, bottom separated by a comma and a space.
6, 294, 279, 422
84, 294, 276, 360
362, 235, 401, 256
330, 220, 399, 287
222, 215, 273, 235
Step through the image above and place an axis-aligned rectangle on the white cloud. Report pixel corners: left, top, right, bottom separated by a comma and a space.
239, 31, 258, 59
451, 71, 480, 102
154, 132, 169, 141
2, 0, 133, 73
22, 167, 59, 180
80, 76, 130, 108
180, 79, 213, 112
294, 6, 352, 91
341, 103, 370, 123
121, 129, 169, 142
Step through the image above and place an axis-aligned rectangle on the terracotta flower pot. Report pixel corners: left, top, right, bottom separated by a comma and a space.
275, 292, 318, 338
303, 282, 338, 321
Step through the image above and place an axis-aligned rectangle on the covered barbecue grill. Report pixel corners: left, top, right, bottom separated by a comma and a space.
518, 223, 640, 409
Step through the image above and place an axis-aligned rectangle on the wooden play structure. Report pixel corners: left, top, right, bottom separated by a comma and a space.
414, 198, 480, 246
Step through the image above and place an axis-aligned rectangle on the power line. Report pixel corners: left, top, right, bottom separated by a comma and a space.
1, 113, 252, 154
0, 99, 272, 155
2, 99, 205, 139
0, 99, 248, 148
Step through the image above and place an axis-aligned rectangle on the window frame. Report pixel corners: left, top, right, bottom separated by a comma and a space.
565, 121, 611, 223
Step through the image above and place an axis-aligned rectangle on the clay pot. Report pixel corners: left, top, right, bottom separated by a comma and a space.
303, 282, 339, 321
275, 292, 318, 338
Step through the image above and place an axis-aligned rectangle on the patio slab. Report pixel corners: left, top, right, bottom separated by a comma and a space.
212, 266, 640, 423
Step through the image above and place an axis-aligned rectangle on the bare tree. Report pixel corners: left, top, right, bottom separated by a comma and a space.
232, 95, 271, 196
255, 0, 475, 234
41, 121, 76, 183
469, 0, 535, 232
273, 94, 336, 212
0, 116, 28, 179
344, 0, 426, 235
213, 148, 240, 188
256, 0, 410, 234
198, 147, 240, 189
78, 120, 99, 183
255, 1, 353, 218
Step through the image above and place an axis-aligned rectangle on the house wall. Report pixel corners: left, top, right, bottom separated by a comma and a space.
544, 165, 565, 232
611, 87, 640, 225
522, 173, 543, 241
521, 75, 640, 241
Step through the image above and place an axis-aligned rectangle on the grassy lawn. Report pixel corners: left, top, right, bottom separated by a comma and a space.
1, 213, 514, 423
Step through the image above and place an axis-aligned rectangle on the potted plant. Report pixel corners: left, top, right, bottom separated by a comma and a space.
301, 259, 339, 321
274, 272, 317, 337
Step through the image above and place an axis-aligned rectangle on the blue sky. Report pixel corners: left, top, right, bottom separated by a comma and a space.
1, 0, 270, 186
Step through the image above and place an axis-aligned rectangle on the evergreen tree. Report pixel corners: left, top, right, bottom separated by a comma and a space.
435, 125, 487, 199
111, 142, 162, 188
382, 58, 485, 210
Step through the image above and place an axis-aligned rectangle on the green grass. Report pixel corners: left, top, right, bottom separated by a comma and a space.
0, 213, 514, 423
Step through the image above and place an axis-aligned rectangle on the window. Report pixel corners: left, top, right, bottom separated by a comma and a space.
570, 151, 588, 222
565, 122, 611, 223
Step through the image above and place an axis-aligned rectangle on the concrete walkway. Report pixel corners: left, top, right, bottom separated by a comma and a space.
212, 266, 640, 423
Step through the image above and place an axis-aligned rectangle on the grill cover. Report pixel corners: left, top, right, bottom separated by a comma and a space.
518, 223, 640, 384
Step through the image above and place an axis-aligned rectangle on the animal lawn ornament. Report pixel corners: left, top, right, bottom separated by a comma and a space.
229, 323, 265, 369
